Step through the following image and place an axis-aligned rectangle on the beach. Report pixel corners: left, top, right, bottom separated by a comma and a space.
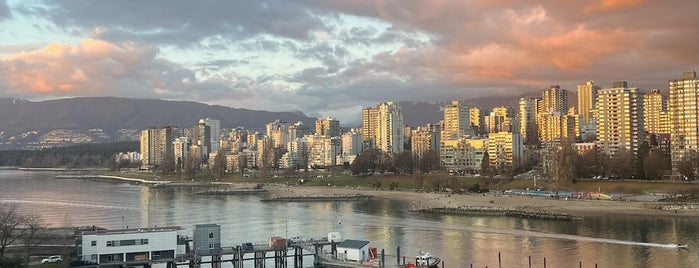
264, 184, 699, 218
54, 174, 699, 217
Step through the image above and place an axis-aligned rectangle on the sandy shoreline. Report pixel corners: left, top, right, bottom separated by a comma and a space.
264, 184, 699, 218
55, 174, 699, 218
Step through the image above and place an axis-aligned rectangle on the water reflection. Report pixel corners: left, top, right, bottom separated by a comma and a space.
1, 170, 698, 267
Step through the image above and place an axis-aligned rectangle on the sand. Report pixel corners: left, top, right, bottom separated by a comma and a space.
263, 184, 699, 218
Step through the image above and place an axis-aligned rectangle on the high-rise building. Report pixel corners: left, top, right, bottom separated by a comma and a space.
440, 137, 487, 174
315, 117, 341, 137
412, 127, 440, 160
172, 136, 191, 169
595, 82, 644, 162
306, 135, 341, 168
487, 132, 523, 169
485, 107, 511, 134
518, 97, 540, 145
537, 86, 570, 144
577, 81, 600, 126
341, 131, 363, 156
203, 118, 221, 152
542, 85, 568, 114
669, 71, 699, 173
469, 107, 482, 135
361, 107, 379, 150
265, 120, 290, 148
362, 102, 404, 154
443, 100, 473, 139
194, 119, 211, 157
140, 126, 176, 169
644, 89, 668, 135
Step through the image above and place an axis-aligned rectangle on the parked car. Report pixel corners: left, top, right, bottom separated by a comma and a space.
42, 255, 62, 264
242, 242, 254, 250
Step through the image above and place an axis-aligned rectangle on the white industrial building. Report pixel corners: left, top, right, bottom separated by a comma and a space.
80, 226, 186, 265
336, 239, 370, 262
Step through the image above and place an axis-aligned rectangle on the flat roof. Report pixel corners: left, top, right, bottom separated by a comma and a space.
82, 226, 183, 235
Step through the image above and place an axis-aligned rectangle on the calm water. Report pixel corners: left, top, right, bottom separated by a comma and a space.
1, 170, 697, 267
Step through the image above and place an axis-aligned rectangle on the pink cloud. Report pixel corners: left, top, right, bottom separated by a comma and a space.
583, 0, 646, 14
0, 38, 157, 95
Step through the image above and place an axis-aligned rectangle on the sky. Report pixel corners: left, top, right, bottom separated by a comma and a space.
0, 0, 698, 124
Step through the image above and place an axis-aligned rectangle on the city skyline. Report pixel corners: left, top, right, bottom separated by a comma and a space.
1, 1, 698, 124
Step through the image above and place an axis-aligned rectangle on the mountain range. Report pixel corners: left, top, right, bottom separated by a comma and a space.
0, 95, 527, 149
0, 97, 316, 149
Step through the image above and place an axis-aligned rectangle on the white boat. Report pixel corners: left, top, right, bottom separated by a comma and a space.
413, 251, 440, 268
676, 244, 688, 249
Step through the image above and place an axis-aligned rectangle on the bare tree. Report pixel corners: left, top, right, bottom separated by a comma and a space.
677, 150, 699, 180
554, 142, 577, 185
0, 204, 26, 260
22, 214, 45, 265
393, 151, 414, 174
644, 149, 670, 181
416, 150, 439, 174
211, 149, 227, 180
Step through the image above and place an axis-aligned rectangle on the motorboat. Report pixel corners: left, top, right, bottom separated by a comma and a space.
675, 244, 688, 249
412, 251, 440, 268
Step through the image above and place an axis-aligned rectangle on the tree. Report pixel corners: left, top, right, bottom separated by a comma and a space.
644, 149, 670, 181
578, 149, 597, 179
21, 214, 45, 265
350, 149, 373, 175
183, 148, 199, 180
417, 150, 439, 174
480, 151, 491, 178
554, 142, 578, 185
393, 151, 414, 174
0, 204, 26, 260
158, 153, 176, 175
611, 147, 634, 179
636, 141, 650, 180
212, 149, 227, 180
677, 150, 699, 180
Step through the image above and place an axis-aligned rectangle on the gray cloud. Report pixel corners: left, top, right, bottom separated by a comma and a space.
2, 0, 698, 124
0, 0, 10, 20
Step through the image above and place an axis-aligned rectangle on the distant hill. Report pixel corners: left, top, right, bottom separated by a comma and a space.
0, 97, 316, 149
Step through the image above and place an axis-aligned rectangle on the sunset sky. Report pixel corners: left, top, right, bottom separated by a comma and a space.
1, 0, 697, 123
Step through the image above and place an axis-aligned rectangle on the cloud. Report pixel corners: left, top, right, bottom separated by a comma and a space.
18, 1, 324, 46
583, 0, 646, 14
0, 38, 255, 102
2, 0, 698, 123
0, 0, 9, 20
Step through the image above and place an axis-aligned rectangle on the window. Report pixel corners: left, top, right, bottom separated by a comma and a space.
209, 232, 214, 239
91, 241, 96, 246
209, 243, 214, 249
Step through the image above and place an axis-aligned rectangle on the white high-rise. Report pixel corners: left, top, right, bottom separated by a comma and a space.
362, 102, 404, 154
376, 102, 404, 154
669, 71, 699, 172
595, 81, 644, 161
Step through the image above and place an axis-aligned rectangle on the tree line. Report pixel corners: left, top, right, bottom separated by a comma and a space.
0, 142, 138, 168
0, 204, 47, 267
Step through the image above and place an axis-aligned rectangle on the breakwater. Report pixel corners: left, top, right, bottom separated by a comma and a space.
413, 206, 582, 221
262, 194, 372, 202
195, 188, 267, 195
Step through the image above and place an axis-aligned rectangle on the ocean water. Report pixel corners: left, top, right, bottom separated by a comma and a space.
1, 170, 697, 267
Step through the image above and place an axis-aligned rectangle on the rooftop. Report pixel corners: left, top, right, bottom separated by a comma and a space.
82, 226, 183, 235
